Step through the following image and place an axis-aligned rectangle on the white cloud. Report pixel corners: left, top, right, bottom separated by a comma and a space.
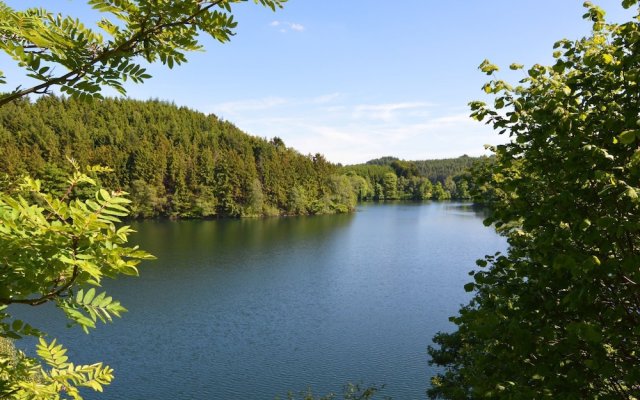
311, 92, 342, 104
211, 97, 288, 116
352, 102, 434, 122
206, 94, 507, 164
269, 20, 305, 33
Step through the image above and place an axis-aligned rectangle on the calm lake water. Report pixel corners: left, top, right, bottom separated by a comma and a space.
13, 202, 506, 399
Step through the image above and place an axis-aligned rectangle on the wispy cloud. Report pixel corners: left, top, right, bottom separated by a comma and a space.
210, 93, 341, 117
270, 20, 305, 33
311, 92, 342, 104
207, 94, 506, 164
212, 97, 288, 116
352, 102, 434, 121
278, 111, 500, 164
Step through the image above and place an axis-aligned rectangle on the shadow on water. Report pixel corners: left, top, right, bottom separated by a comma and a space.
129, 213, 355, 257
441, 202, 491, 219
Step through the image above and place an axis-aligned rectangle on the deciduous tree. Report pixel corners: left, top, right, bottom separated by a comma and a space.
0, 0, 285, 398
428, 1, 640, 398
0, 163, 154, 398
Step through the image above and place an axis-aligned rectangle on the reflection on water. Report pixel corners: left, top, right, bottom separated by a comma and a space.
13, 202, 506, 400
442, 202, 490, 218
132, 212, 355, 254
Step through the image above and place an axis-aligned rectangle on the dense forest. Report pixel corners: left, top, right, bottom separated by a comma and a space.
342, 155, 485, 201
0, 96, 357, 218
0, 96, 481, 219
0, 96, 478, 218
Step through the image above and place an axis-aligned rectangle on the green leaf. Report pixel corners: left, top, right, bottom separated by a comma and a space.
98, 188, 111, 201
479, 59, 499, 75
83, 288, 96, 304
618, 130, 639, 145
602, 53, 614, 64
76, 289, 84, 304
76, 260, 101, 280
625, 186, 638, 201
11, 319, 23, 332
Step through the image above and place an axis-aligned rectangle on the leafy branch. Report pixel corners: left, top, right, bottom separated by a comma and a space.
0, 0, 286, 106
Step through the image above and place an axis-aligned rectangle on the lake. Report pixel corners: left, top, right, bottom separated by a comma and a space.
13, 202, 506, 399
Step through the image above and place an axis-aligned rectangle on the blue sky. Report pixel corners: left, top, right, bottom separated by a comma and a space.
2, 1, 637, 164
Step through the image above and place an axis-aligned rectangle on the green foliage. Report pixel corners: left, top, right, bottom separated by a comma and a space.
365, 155, 479, 184
0, 0, 286, 105
343, 156, 483, 201
0, 96, 357, 218
0, 162, 153, 398
382, 172, 398, 200
328, 174, 357, 213
346, 173, 372, 202
31, 338, 113, 399
429, 2, 640, 398
0, 0, 300, 398
0, 337, 114, 399
0, 337, 40, 398
431, 181, 449, 201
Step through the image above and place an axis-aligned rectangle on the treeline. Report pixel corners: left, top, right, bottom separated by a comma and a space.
342, 155, 486, 201
0, 96, 356, 218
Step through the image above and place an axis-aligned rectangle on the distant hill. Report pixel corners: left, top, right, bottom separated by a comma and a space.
362, 155, 484, 183
0, 96, 356, 218
342, 155, 487, 201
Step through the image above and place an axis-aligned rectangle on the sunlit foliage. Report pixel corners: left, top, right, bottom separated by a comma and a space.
429, 1, 640, 398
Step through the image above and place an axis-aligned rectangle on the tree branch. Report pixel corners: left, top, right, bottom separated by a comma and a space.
0, 0, 227, 107
0, 389, 19, 399
0, 235, 81, 306
0, 265, 79, 306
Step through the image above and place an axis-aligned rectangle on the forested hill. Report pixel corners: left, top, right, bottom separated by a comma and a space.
0, 96, 356, 218
342, 155, 487, 201
364, 155, 481, 183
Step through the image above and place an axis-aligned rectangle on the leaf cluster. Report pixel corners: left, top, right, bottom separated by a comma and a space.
429, 1, 640, 398
1, 337, 113, 399
0, 163, 153, 398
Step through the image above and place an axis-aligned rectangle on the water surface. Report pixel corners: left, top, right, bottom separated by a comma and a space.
14, 202, 506, 399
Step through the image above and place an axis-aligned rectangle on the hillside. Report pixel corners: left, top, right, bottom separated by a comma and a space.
342, 155, 487, 201
0, 96, 355, 218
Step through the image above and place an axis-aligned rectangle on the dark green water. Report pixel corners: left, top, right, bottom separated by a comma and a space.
13, 202, 506, 399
